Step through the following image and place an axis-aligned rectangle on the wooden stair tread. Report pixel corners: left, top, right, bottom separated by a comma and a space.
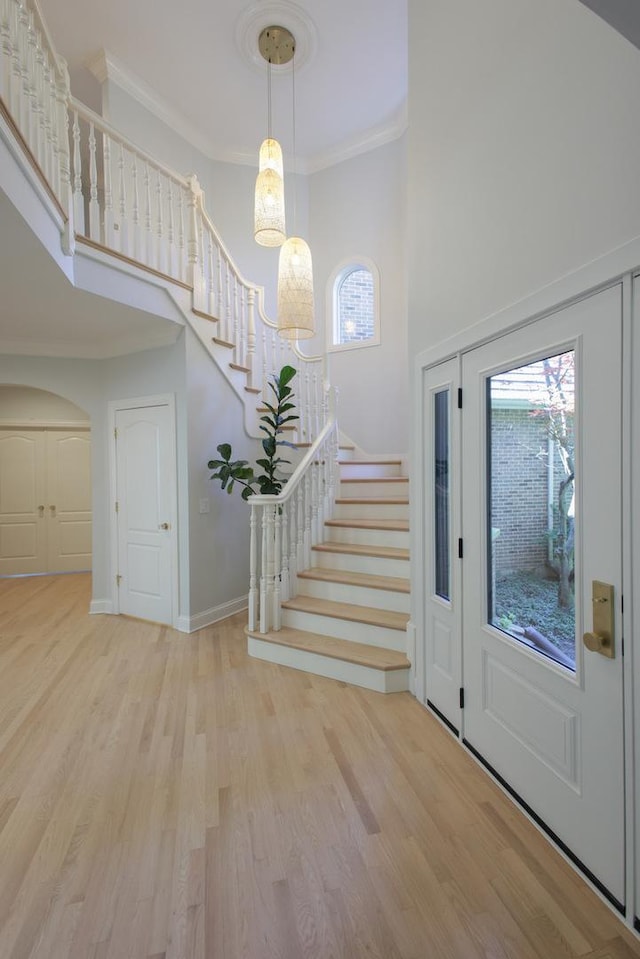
229, 362, 250, 373
313, 542, 410, 561
341, 476, 408, 484
244, 386, 261, 394
326, 518, 409, 531
282, 596, 409, 631
336, 497, 409, 505
246, 626, 410, 671
212, 336, 234, 349
192, 307, 219, 322
338, 459, 402, 465
298, 567, 410, 593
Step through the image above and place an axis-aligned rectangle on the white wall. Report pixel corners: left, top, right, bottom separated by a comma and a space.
408, 0, 640, 356
0, 385, 90, 422
309, 137, 408, 453
185, 328, 260, 617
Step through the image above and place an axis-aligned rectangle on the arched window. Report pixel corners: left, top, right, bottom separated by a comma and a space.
328, 259, 380, 351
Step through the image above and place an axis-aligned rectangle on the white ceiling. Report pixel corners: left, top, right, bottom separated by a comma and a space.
3, 0, 640, 360
37, 0, 409, 173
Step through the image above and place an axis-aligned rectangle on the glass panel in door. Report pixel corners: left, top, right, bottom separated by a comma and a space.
487, 352, 576, 669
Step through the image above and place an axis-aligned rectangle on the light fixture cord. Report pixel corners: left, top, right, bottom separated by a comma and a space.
291, 52, 297, 233
267, 59, 272, 140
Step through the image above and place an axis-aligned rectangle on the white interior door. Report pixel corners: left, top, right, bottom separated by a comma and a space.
115, 403, 176, 625
461, 285, 625, 909
422, 359, 462, 731
46, 431, 92, 572
0, 430, 46, 574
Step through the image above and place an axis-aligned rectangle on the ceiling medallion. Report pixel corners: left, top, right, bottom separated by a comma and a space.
235, 1, 317, 74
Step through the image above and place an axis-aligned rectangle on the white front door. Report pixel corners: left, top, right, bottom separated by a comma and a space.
460, 285, 625, 908
114, 403, 176, 625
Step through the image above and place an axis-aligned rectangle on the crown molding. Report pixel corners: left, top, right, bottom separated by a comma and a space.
86, 48, 407, 174
306, 102, 408, 174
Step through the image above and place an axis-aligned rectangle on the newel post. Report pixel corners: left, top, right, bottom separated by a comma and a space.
187, 173, 204, 310
248, 503, 258, 631
55, 59, 74, 254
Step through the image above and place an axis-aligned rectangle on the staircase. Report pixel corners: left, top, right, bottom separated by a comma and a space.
247, 455, 411, 692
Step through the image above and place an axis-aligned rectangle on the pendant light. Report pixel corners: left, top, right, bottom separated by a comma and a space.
276, 36, 315, 339
254, 27, 292, 247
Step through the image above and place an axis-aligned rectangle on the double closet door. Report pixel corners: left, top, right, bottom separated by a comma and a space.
0, 428, 92, 575
423, 285, 626, 910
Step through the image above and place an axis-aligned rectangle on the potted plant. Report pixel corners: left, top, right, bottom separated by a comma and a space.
208, 365, 298, 500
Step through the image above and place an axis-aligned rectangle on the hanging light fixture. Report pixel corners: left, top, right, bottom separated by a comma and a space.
254, 27, 293, 247
276, 31, 315, 339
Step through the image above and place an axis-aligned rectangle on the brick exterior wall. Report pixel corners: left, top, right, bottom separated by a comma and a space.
490, 406, 571, 575
338, 269, 374, 343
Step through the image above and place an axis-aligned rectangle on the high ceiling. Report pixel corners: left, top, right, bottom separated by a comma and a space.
37, 0, 409, 173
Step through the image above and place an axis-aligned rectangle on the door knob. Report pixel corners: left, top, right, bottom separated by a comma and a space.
583, 580, 614, 659
49, 505, 56, 515
38, 505, 44, 515
158, 522, 170, 530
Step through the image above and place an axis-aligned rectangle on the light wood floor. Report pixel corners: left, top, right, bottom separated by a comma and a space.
1, 573, 639, 959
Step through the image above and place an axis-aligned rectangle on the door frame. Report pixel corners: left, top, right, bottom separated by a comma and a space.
108, 394, 179, 627
412, 252, 639, 927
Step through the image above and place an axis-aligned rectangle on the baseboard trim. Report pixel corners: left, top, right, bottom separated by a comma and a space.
176, 595, 248, 633
90, 599, 114, 614
426, 699, 459, 738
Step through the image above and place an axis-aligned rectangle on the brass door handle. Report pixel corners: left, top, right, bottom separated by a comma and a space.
49, 505, 56, 515
583, 581, 614, 659
158, 522, 170, 530
583, 631, 613, 656
38, 505, 44, 515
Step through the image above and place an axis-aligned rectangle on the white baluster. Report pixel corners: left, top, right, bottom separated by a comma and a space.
233, 277, 241, 363
296, 485, 305, 574
71, 110, 85, 234
248, 504, 258, 631
246, 288, 256, 389
156, 169, 165, 274
260, 504, 268, 633
273, 505, 281, 631
304, 369, 311, 442
131, 153, 140, 260
57, 65, 73, 251
178, 187, 185, 282
262, 331, 268, 403
187, 174, 201, 306
304, 473, 312, 568
311, 462, 320, 546
103, 133, 113, 247
167, 180, 175, 277
9, 0, 22, 123
88, 121, 100, 241
143, 160, 152, 266
288, 495, 298, 598
280, 504, 290, 602
17, 2, 29, 134
225, 261, 232, 346
117, 142, 128, 255
207, 232, 215, 316
1, 0, 12, 106
216, 247, 223, 322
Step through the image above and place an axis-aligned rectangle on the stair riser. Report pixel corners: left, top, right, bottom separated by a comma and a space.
339, 462, 402, 479
248, 636, 410, 693
281, 608, 406, 651
333, 502, 409, 521
340, 480, 409, 497
312, 549, 410, 578
297, 578, 410, 613
325, 526, 409, 549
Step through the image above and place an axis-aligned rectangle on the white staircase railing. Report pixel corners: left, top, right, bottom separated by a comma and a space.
249, 388, 340, 633
1, 0, 337, 630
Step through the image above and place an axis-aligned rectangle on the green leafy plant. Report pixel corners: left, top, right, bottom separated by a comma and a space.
207, 365, 298, 500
